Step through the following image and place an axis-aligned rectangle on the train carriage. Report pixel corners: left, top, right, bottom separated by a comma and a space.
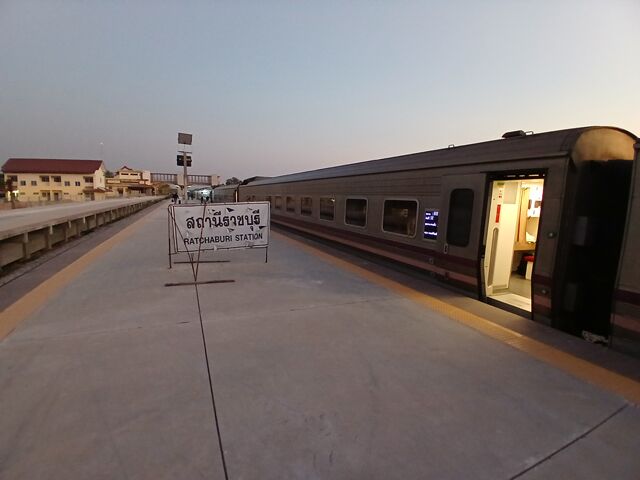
213, 176, 270, 203
238, 127, 638, 353
212, 183, 240, 203
612, 140, 640, 357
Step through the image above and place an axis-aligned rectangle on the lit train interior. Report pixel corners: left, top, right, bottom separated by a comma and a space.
484, 177, 544, 312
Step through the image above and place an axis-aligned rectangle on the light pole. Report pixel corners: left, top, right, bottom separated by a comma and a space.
177, 133, 192, 202
183, 152, 188, 201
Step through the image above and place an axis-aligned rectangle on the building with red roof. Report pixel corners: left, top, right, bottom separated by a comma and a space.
2, 158, 107, 202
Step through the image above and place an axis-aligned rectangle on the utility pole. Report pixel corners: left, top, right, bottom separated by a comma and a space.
177, 133, 193, 202
182, 148, 188, 202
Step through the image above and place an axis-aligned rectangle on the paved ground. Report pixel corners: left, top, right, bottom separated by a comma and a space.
1, 201, 639, 479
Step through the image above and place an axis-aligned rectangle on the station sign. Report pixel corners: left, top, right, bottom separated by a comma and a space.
178, 132, 193, 145
169, 202, 270, 253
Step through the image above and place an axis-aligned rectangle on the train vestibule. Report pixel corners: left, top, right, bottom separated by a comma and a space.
483, 177, 545, 313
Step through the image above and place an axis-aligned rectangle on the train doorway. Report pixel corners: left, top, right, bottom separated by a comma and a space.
483, 177, 544, 313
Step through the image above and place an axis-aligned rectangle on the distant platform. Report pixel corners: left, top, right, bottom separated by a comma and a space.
0, 196, 164, 269
1, 200, 639, 479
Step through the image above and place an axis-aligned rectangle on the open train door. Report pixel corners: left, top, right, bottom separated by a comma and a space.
482, 174, 546, 315
438, 174, 487, 295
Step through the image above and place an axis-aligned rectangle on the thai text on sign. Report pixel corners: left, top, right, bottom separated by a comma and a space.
170, 202, 270, 253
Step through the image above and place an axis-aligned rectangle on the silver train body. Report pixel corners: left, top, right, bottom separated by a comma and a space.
226, 127, 640, 356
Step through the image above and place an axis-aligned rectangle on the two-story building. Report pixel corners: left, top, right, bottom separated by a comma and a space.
1, 158, 107, 202
105, 165, 155, 197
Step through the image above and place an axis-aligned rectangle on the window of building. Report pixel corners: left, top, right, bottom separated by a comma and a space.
31, 180, 37, 186
52, 176, 62, 183
383, 200, 418, 236
40, 176, 49, 182
8, 175, 18, 182
319, 197, 335, 221
423, 209, 439, 240
20, 180, 26, 186
345, 198, 367, 227
75, 181, 81, 187
301, 197, 313, 216
64, 181, 71, 186
446, 189, 474, 247
286, 196, 295, 213
84, 176, 93, 183
275, 196, 282, 210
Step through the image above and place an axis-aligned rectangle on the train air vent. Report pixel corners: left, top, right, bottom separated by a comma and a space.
502, 130, 527, 139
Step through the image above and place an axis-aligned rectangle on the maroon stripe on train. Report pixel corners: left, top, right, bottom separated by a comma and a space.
532, 274, 552, 286
533, 305, 552, 317
271, 213, 477, 269
615, 289, 640, 306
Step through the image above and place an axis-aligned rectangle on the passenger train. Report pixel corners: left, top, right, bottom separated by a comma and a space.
214, 127, 640, 357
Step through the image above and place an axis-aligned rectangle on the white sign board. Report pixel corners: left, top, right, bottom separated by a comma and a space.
170, 202, 270, 253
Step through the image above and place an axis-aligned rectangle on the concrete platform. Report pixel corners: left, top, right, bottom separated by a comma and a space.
0, 197, 165, 239
0, 196, 164, 270
1, 201, 639, 479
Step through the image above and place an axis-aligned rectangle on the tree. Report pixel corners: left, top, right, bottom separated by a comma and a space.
225, 177, 241, 185
4, 177, 15, 206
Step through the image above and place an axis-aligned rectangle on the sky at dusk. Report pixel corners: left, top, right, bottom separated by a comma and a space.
1, 0, 639, 181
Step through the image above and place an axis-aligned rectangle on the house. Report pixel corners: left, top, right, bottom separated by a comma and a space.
105, 166, 155, 197
1, 158, 107, 202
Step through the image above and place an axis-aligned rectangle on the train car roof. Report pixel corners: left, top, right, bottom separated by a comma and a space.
214, 176, 270, 189
247, 126, 637, 186
213, 183, 240, 190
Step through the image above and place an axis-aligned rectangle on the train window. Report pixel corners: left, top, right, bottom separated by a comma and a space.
320, 197, 335, 221
286, 196, 295, 213
382, 200, 417, 236
447, 189, 474, 246
275, 196, 283, 210
345, 198, 367, 227
423, 209, 439, 240
301, 197, 313, 216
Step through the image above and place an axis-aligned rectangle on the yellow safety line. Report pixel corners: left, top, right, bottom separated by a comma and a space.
0, 207, 157, 340
275, 231, 640, 405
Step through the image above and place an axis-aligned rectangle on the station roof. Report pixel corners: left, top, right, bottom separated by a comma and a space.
248, 126, 637, 186
2, 158, 104, 174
